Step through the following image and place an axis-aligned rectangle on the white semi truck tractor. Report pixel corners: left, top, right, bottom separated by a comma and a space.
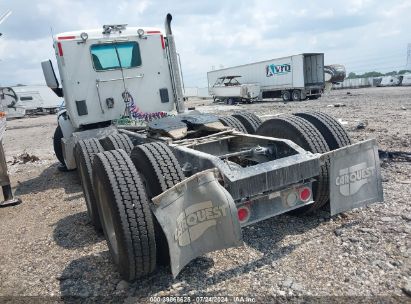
42, 14, 383, 281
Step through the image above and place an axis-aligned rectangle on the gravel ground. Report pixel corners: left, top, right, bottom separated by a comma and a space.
0, 87, 410, 303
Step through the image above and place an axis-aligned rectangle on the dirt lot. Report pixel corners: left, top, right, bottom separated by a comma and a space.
0, 87, 410, 303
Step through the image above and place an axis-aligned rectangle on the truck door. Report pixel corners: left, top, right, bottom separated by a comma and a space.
304, 54, 324, 87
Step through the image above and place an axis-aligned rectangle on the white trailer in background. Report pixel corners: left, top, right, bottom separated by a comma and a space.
197, 87, 211, 98
183, 87, 211, 99
378, 75, 402, 87
401, 74, 411, 86
207, 53, 325, 102
0, 85, 62, 118
183, 87, 198, 97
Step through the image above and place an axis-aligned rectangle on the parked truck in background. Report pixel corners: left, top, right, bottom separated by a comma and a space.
42, 15, 383, 282
207, 53, 325, 102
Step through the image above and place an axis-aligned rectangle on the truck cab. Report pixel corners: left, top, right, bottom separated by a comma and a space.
42, 17, 184, 169
53, 26, 175, 127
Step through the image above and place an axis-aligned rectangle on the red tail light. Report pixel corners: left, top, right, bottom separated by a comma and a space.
57, 36, 75, 40
299, 187, 311, 202
237, 206, 250, 223
57, 42, 63, 56
160, 34, 165, 49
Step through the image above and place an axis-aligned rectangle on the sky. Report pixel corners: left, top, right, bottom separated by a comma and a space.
0, 0, 410, 87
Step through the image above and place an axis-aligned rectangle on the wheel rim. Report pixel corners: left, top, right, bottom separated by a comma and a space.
293, 91, 300, 100
284, 92, 290, 101
96, 177, 119, 262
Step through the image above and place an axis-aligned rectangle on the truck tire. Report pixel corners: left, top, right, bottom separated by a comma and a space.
74, 139, 104, 230
92, 149, 157, 281
291, 90, 301, 101
282, 91, 291, 102
232, 112, 262, 134
53, 125, 64, 165
219, 116, 248, 133
226, 98, 236, 105
130, 142, 184, 265
293, 112, 351, 150
256, 115, 330, 212
99, 133, 134, 154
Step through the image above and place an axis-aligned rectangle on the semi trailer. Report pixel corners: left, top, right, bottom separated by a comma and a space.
42, 14, 383, 281
207, 54, 325, 102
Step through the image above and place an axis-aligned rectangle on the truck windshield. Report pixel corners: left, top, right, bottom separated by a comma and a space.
90, 42, 142, 71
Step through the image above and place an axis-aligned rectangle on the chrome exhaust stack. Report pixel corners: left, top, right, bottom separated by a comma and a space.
165, 13, 185, 113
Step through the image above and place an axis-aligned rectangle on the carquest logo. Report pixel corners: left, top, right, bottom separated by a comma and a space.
336, 162, 375, 196
266, 63, 291, 77
175, 201, 228, 247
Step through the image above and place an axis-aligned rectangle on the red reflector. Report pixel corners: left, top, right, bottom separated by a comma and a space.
57, 36, 76, 40
160, 34, 165, 49
146, 30, 161, 34
237, 207, 250, 223
57, 42, 63, 56
299, 187, 311, 202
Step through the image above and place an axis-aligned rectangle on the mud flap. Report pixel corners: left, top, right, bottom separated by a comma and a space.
151, 169, 242, 277
324, 139, 383, 216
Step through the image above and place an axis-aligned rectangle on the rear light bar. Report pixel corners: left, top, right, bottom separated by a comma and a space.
236, 184, 313, 227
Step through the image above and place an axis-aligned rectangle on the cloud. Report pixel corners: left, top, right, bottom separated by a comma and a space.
0, 0, 410, 87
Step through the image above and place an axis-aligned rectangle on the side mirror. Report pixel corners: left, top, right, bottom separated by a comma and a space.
41, 60, 59, 89
41, 60, 63, 97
